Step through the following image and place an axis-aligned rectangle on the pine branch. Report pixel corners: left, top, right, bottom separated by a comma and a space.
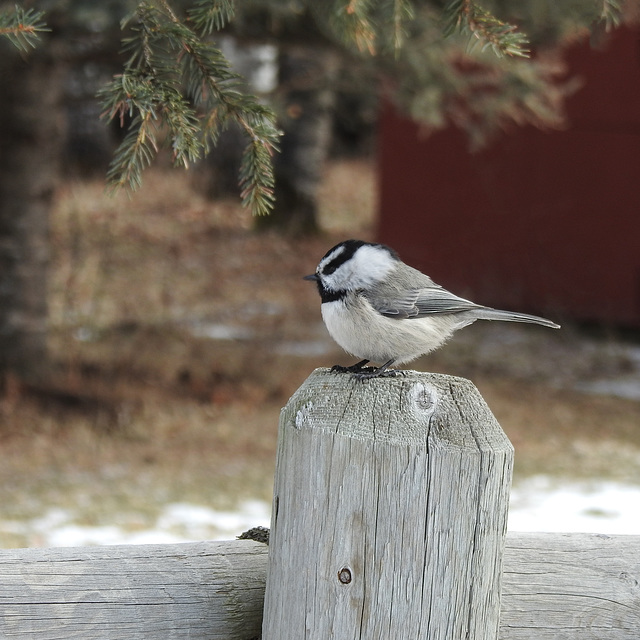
328, 0, 416, 55
331, 0, 378, 55
100, 0, 280, 216
599, 0, 622, 32
388, 0, 415, 52
443, 0, 529, 58
0, 5, 48, 52
239, 118, 277, 217
188, 0, 235, 34
106, 112, 159, 191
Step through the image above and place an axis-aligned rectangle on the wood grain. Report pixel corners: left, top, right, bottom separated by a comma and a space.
262, 369, 514, 639
501, 532, 640, 640
1, 532, 639, 638
3, 370, 637, 639
0, 540, 266, 639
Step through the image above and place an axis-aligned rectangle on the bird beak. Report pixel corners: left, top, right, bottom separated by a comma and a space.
303, 273, 319, 281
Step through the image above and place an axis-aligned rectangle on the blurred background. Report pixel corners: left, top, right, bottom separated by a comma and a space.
1, 1, 639, 548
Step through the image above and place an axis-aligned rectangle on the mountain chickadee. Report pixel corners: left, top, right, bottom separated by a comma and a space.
304, 239, 560, 379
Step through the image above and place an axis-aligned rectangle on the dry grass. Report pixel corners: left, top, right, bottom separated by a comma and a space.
1, 158, 639, 548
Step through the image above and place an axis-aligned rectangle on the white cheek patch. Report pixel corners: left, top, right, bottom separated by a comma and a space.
350, 245, 396, 287
322, 271, 340, 291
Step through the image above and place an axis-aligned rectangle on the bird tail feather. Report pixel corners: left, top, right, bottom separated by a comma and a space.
475, 308, 560, 329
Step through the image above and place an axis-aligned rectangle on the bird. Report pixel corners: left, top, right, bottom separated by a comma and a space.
304, 239, 560, 380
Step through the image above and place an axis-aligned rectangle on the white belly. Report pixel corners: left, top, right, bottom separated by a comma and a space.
321, 298, 461, 365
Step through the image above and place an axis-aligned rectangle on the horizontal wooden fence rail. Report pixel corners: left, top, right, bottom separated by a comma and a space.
2, 370, 638, 639
1, 533, 639, 639
0, 540, 267, 640
501, 532, 640, 639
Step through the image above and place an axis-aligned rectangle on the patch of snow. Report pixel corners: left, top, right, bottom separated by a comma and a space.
5, 478, 640, 548
509, 476, 640, 534
1, 500, 271, 548
574, 379, 640, 401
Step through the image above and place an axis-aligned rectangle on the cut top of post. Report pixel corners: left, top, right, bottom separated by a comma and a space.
283, 368, 512, 454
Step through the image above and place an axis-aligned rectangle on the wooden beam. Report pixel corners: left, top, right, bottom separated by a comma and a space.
0, 540, 266, 639
1, 533, 639, 638
262, 369, 514, 640
501, 532, 640, 639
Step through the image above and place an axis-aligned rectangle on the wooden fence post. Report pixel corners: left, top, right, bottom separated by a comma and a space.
262, 368, 514, 640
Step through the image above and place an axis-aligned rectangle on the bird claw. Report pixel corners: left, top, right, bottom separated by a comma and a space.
331, 364, 359, 374
352, 368, 399, 381
331, 358, 398, 381
330, 359, 370, 375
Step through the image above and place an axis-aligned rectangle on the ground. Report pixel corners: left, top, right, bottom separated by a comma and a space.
1, 159, 639, 547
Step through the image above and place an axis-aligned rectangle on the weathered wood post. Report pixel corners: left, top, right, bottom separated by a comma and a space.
262, 368, 514, 639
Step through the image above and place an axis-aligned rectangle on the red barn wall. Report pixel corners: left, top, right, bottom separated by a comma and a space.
378, 27, 640, 327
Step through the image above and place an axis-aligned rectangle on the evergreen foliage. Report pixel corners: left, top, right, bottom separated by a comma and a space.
600, 0, 623, 31
443, 0, 529, 58
1, 0, 630, 215
0, 4, 48, 51
98, 0, 279, 216
95, 0, 540, 214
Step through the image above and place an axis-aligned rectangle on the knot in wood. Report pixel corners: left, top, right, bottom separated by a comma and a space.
337, 567, 352, 584
410, 382, 438, 417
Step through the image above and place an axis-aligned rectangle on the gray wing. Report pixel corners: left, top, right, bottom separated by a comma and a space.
364, 277, 560, 329
364, 282, 481, 319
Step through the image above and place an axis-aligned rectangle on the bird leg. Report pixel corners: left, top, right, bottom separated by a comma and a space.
331, 359, 370, 374
352, 359, 397, 380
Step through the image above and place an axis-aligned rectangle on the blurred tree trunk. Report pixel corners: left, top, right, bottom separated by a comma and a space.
257, 45, 340, 234
0, 46, 64, 383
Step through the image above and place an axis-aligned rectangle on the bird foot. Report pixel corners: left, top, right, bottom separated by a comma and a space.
330, 359, 370, 375
331, 359, 399, 380
352, 368, 399, 381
